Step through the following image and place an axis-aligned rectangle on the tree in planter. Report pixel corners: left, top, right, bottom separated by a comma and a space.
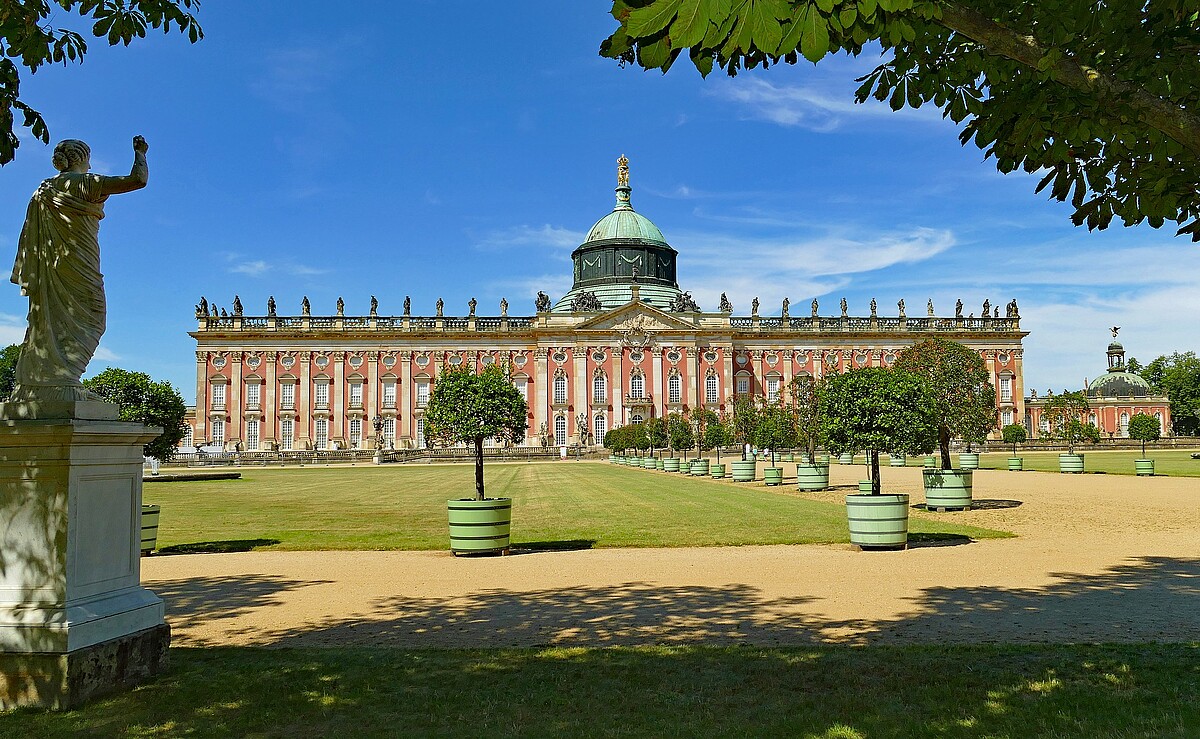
83, 368, 187, 462
645, 416, 668, 457
691, 407, 719, 459
666, 412, 693, 459
1001, 423, 1027, 456
627, 422, 650, 455
704, 411, 733, 464
1042, 391, 1094, 454
754, 398, 799, 467
819, 367, 938, 495
894, 337, 997, 469
731, 396, 759, 459
787, 375, 823, 462
1128, 413, 1161, 458
423, 364, 528, 501
603, 426, 628, 455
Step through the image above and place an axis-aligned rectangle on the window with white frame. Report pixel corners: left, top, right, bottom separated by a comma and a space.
245, 382, 260, 409
211, 383, 226, 410
383, 417, 395, 444
182, 425, 193, 448
630, 414, 644, 424
383, 382, 396, 407
554, 415, 567, 446
1000, 376, 1013, 402
1001, 409, 1013, 426
416, 381, 430, 406
553, 375, 568, 404
630, 373, 644, 398
210, 417, 224, 446
280, 418, 294, 450
593, 373, 607, 403
766, 376, 781, 402
349, 418, 363, 448
1155, 412, 1162, 423
736, 376, 750, 395
594, 414, 607, 445
314, 381, 329, 408
706, 374, 719, 403
1039, 417, 1050, 433
513, 378, 528, 401
280, 382, 295, 409
668, 373, 681, 403
245, 419, 260, 451
349, 383, 363, 407
1119, 412, 1129, 435
315, 418, 328, 450
416, 418, 426, 446
1089, 413, 1097, 426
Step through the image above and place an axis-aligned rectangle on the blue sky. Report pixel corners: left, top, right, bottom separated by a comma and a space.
0, 1, 1196, 403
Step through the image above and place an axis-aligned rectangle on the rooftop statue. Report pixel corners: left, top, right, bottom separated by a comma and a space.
955, 299, 963, 318
840, 297, 848, 317
870, 298, 877, 317
403, 295, 411, 316
301, 296, 310, 316
468, 297, 477, 317
499, 298, 508, 316
436, 298, 444, 317
267, 296, 276, 317
927, 298, 934, 316
233, 295, 243, 316
898, 298, 905, 318
370, 295, 378, 316
719, 292, 733, 313
751, 297, 759, 315
336, 297, 345, 316
982, 299, 991, 317
781, 297, 789, 317
535, 291, 551, 312
811, 298, 818, 317
8, 136, 148, 408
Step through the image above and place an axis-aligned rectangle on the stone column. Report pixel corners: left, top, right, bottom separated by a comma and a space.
0, 408, 169, 709
652, 347, 665, 419
687, 346, 700, 408
612, 345, 624, 426
263, 353, 277, 448
193, 351, 208, 443
298, 354, 312, 448
1012, 348, 1025, 430
367, 352, 379, 434
534, 349, 548, 440
782, 349, 794, 388
573, 346, 587, 441
331, 352, 345, 446
400, 352, 413, 445
723, 346, 735, 404
753, 351, 765, 397
228, 354, 243, 446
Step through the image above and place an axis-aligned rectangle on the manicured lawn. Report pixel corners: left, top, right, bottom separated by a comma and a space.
971, 448, 1200, 477
4, 644, 1197, 737
144, 462, 1007, 552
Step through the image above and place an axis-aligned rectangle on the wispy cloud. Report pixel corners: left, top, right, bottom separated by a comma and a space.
707, 77, 938, 132
490, 273, 573, 306
226, 256, 327, 277
473, 225, 582, 252
93, 346, 121, 362
0, 313, 25, 346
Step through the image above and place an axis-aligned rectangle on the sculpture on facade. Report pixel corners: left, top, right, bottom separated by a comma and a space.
404, 295, 411, 316
370, 295, 378, 316
336, 297, 345, 316
781, 297, 789, 317
870, 298, 877, 317
982, 299, 990, 317
1111, 325, 1121, 338
535, 291, 551, 312
898, 298, 906, 318
500, 297, 508, 316
840, 298, 848, 318
719, 292, 733, 313
927, 298, 934, 316
811, 298, 818, 317
571, 290, 602, 312
195, 297, 207, 318
751, 297, 759, 315
267, 296, 276, 317
436, 298, 444, 317
8, 136, 149, 405
232, 295, 243, 316
210, 302, 218, 317
301, 296, 311, 316
468, 297, 477, 316
1006, 299, 1020, 318
955, 299, 963, 318
668, 291, 700, 313
220, 308, 227, 318
994, 306, 999, 318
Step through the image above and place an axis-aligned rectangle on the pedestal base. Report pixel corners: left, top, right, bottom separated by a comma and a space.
0, 623, 169, 710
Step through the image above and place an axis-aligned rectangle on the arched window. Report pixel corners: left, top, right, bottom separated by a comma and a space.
553, 374, 568, 404
554, 415, 567, 446
594, 414, 607, 445
630, 414, 644, 424
706, 373, 719, 403
668, 373, 682, 403
593, 373, 607, 403
630, 372, 645, 398
1119, 412, 1129, 436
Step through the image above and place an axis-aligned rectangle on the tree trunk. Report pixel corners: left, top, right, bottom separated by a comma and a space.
474, 436, 485, 501
870, 450, 881, 495
940, 426, 953, 469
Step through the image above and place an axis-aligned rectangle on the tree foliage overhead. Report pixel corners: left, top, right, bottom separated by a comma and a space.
82, 366, 187, 461
894, 336, 996, 468
0, 0, 204, 165
602, 1, 1200, 240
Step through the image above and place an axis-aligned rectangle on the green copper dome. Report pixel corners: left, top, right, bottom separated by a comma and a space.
1088, 370, 1152, 398
583, 204, 667, 244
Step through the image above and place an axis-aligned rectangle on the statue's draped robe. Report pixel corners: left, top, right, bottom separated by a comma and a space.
10, 173, 107, 402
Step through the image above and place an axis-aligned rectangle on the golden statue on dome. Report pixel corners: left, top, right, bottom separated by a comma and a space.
617, 154, 629, 187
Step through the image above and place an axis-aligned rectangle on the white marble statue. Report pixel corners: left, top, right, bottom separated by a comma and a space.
9, 136, 148, 405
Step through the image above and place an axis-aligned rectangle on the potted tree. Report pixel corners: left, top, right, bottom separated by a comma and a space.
756, 398, 798, 486
730, 397, 759, 482
704, 411, 733, 478
958, 428, 985, 470
645, 417, 668, 469
895, 337, 997, 511
627, 422, 650, 468
603, 425, 625, 463
788, 376, 829, 491
689, 408, 717, 476
1128, 413, 1161, 476
819, 367, 938, 549
1043, 391, 1095, 472
425, 364, 528, 555
666, 412, 694, 473
1001, 423, 1027, 471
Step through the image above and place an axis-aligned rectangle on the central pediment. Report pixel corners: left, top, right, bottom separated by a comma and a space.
573, 301, 697, 333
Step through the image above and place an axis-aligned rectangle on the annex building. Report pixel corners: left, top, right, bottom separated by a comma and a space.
186, 158, 1029, 452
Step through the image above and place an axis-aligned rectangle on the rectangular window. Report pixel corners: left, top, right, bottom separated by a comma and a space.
280, 418, 294, 450
416, 382, 429, 406
1001, 409, 1013, 426
767, 377, 780, 402
246, 419, 260, 451
315, 418, 328, 450
416, 418, 426, 446
736, 377, 750, 395
211, 383, 226, 410
593, 375, 606, 403
210, 418, 224, 446
246, 383, 260, 408
513, 379, 528, 401
383, 382, 396, 407
182, 425, 194, 448
630, 375, 644, 398
349, 418, 362, 448
315, 382, 329, 408
1000, 376, 1012, 402
668, 375, 681, 403
383, 418, 395, 443
280, 383, 295, 409
349, 383, 363, 407
553, 376, 567, 404
706, 375, 719, 403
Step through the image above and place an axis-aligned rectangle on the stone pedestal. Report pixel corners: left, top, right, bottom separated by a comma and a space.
0, 404, 169, 709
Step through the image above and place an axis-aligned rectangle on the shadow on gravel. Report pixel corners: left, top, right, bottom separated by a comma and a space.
150, 574, 333, 644
967, 499, 1024, 510
907, 533, 973, 548
156, 538, 282, 555
511, 539, 597, 554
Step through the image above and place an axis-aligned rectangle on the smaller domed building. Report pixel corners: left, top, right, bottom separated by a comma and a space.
1025, 333, 1171, 438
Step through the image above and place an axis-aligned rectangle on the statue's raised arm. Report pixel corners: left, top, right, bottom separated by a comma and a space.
7, 137, 149, 414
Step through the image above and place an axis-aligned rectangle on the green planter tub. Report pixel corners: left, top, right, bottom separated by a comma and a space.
655, 458, 665, 471
796, 463, 830, 491
731, 459, 757, 482
690, 459, 710, 476
923, 469, 973, 511
838, 453, 854, 465
1008, 457, 1024, 471
447, 497, 512, 555
817, 454, 831, 465
845, 493, 910, 550
763, 467, 783, 486
781, 453, 794, 463
889, 453, 906, 467
1059, 453, 1085, 473
1135, 459, 1155, 476
663, 457, 681, 472
643, 457, 657, 470
958, 452, 980, 470
608, 455, 617, 464
710, 463, 726, 479
857, 480, 874, 495
140, 504, 160, 556
923, 455, 937, 468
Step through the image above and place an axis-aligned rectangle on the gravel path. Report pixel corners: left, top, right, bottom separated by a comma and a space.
142, 463, 1200, 648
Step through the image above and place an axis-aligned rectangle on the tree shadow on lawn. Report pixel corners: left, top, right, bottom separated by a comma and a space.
252, 556, 1200, 649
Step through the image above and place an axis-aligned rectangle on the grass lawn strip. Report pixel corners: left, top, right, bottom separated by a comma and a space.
969, 447, 1200, 476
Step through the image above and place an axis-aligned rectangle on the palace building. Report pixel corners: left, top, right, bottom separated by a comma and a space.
185, 158, 1029, 452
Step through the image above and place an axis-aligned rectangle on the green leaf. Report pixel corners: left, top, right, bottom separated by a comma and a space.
671, 0, 716, 48
626, 0, 684, 38
798, 5, 830, 62
748, 0, 783, 53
